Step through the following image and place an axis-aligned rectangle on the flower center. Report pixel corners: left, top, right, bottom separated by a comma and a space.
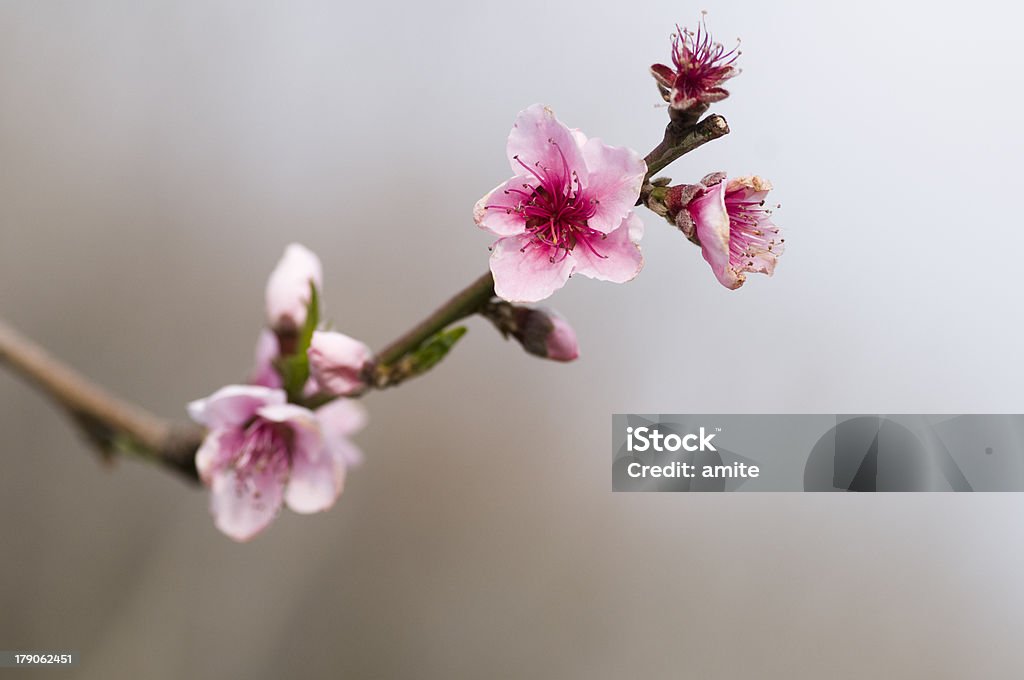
232, 419, 291, 497
725, 192, 783, 268
489, 139, 607, 262
671, 21, 739, 97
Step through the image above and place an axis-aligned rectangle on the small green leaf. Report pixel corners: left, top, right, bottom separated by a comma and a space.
277, 281, 320, 401
404, 326, 467, 376
298, 282, 320, 354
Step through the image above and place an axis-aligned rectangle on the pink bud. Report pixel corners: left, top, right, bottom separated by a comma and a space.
308, 330, 373, 396
508, 307, 580, 363
544, 314, 580, 362
265, 243, 323, 332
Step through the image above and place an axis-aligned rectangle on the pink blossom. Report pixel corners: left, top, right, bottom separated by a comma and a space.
308, 330, 373, 396
265, 243, 323, 332
474, 104, 646, 303
650, 17, 740, 112
684, 174, 784, 289
188, 385, 366, 541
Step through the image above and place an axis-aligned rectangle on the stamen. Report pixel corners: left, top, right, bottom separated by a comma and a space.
513, 155, 547, 185
504, 140, 609, 260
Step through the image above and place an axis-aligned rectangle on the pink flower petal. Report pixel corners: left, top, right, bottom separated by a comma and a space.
187, 385, 285, 430
570, 213, 645, 284
316, 398, 368, 438
265, 243, 323, 331
473, 177, 532, 237
650, 63, 676, 88
317, 399, 367, 468
581, 138, 646, 234
256, 402, 325, 462
209, 468, 284, 542
490, 234, 574, 303
328, 436, 365, 470
285, 444, 342, 514
689, 182, 738, 289
250, 329, 283, 389
725, 175, 772, 203
748, 250, 778, 276
506, 104, 587, 187
195, 427, 242, 484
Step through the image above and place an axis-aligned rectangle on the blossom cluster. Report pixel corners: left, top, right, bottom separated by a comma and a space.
188, 15, 783, 542
474, 16, 782, 296
189, 245, 373, 541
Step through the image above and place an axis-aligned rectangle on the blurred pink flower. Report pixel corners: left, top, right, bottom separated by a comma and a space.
474, 104, 646, 303
265, 243, 323, 332
250, 329, 284, 389
188, 385, 365, 541
650, 18, 739, 111
308, 330, 373, 396
684, 174, 784, 289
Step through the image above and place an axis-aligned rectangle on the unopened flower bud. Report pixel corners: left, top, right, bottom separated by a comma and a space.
487, 304, 579, 362
537, 313, 580, 362
265, 243, 323, 333
308, 330, 373, 396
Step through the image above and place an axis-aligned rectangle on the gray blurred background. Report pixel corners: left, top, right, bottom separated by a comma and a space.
2, 0, 1023, 677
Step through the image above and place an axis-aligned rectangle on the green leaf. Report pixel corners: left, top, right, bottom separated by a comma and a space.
298, 281, 320, 354
404, 326, 467, 377
277, 281, 320, 402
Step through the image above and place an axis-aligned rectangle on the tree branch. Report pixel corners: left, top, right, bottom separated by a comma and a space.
368, 271, 495, 386
642, 113, 730, 183
0, 319, 202, 482
0, 273, 499, 479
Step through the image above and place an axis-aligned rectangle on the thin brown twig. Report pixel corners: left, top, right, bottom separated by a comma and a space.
0, 319, 202, 481
642, 113, 730, 183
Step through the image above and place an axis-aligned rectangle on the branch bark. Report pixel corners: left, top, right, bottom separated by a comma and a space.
368, 271, 495, 388
642, 113, 730, 183
0, 319, 202, 481
0, 274, 498, 480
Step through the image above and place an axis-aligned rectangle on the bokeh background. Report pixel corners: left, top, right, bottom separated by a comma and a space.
2, 1, 1024, 677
